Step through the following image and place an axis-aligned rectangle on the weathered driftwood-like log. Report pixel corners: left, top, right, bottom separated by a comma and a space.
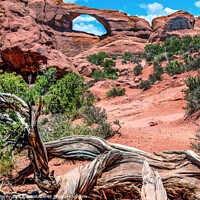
141, 161, 167, 200
0, 93, 59, 194
11, 136, 168, 184
2, 93, 200, 199
52, 148, 200, 199
11, 136, 200, 199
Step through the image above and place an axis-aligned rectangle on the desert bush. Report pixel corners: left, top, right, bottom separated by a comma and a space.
134, 64, 143, 76
82, 106, 107, 126
43, 70, 89, 114
153, 52, 168, 64
166, 60, 185, 76
131, 56, 142, 64
91, 60, 119, 82
87, 52, 109, 65
183, 74, 200, 116
0, 72, 37, 104
91, 70, 106, 82
185, 57, 200, 71
144, 44, 164, 61
106, 87, 126, 98
144, 36, 200, 61
121, 52, 133, 64
149, 65, 164, 84
111, 55, 118, 60
34, 68, 57, 96
101, 60, 118, 77
139, 80, 151, 91
86, 80, 95, 88
39, 111, 120, 141
0, 120, 22, 176
191, 124, 200, 152
101, 59, 116, 68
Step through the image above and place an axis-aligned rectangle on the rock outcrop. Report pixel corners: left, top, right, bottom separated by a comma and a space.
150, 11, 200, 42
0, 0, 200, 80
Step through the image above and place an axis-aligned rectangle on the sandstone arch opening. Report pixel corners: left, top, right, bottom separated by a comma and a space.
71, 14, 110, 37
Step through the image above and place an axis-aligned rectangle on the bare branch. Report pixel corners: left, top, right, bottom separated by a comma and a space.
35, 98, 42, 122
1, 93, 29, 109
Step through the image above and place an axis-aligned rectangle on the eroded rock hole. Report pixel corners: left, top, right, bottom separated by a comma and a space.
72, 14, 107, 36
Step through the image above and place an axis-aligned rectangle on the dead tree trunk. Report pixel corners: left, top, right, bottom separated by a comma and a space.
141, 161, 167, 200
0, 93, 59, 194
1, 93, 200, 199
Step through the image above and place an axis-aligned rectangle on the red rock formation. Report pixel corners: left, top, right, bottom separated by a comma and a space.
0, 47, 47, 82
0, 0, 200, 80
149, 11, 200, 42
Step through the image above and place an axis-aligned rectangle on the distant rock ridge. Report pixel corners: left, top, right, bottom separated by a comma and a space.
0, 0, 200, 80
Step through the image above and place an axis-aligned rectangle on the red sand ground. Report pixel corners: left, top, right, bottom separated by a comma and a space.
2, 63, 199, 193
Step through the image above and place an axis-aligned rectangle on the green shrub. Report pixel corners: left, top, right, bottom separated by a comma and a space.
0, 120, 22, 176
131, 56, 142, 64
191, 124, 200, 152
134, 64, 143, 76
106, 87, 126, 98
153, 52, 168, 64
86, 80, 95, 88
183, 74, 200, 116
34, 68, 57, 96
144, 36, 200, 61
121, 52, 133, 64
101, 60, 118, 77
101, 59, 116, 68
185, 57, 200, 71
39, 111, 120, 141
139, 80, 151, 91
166, 60, 185, 76
82, 106, 107, 126
87, 52, 109, 65
43, 70, 88, 114
91, 70, 106, 82
0, 72, 37, 103
149, 65, 164, 84
111, 55, 118, 60
91, 60, 119, 82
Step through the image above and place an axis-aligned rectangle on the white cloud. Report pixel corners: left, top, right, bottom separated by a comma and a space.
147, 2, 164, 14
195, 1, 200, 8
138, 2, 177, 24
73, 23, 106, 36
164, 7, 177, 15
63, 0, 77, 3
73, 16, 96, 23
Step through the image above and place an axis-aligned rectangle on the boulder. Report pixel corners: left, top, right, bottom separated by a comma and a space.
149, 11, 199, 42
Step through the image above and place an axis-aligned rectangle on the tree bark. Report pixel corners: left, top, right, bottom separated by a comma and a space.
141, 161, 167, 200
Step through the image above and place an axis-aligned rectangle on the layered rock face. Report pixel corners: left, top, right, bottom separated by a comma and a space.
0, 0, 200, 80
150, 11, 200, 42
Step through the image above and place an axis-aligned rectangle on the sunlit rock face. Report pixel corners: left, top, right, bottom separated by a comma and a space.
149, 11, 200, 42
0, 0, 200, 80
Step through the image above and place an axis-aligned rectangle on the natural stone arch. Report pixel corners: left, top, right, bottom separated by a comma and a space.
70, 13, 112, 36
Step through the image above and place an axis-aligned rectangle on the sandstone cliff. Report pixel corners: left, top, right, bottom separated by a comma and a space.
0, 0, 200, 80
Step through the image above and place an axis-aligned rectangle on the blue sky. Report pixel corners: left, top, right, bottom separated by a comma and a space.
64, 0, 200, 36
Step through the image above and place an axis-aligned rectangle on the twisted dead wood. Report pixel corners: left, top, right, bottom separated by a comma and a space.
11, 136, 200, 199
53, 148, 200, 199
141, 161, 167, 200
1, 93, 200, 199
0, 93, 58, 194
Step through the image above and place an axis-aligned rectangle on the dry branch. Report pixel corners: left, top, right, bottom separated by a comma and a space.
11, 136, 200, 199
1, 93, 200, 199
141, 161, 167, 200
